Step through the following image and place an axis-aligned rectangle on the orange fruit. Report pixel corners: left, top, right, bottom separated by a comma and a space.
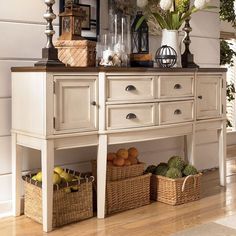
113, 157, 125, 166
107, 152, 116, 161
116, 149, 129, 159
128, 156, 138, 165
128, 147, 139, 159
107, 160, 113, 166
124, 159, 132, 166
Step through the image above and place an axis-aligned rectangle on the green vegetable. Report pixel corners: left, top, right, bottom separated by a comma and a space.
166, 168, 182, 179
168, 156, 186, 171
183, 164, 198, 176
155, 163, 169, 176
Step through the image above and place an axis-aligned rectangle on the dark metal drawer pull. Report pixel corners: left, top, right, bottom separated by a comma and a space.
198, 95, 203, 99
174, 109, 182, 115
125, 85, 136, 91
126, 113, 137, 119
91, 101, 96, 106
174, 84, 182, 89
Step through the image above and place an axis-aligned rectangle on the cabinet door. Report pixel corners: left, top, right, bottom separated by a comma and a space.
54, 76, 97, 133
197, 76, 221, 119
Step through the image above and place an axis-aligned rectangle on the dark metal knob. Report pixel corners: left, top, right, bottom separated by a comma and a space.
125, 85, 136, 91
198, 95, 203, 99
91, 101, 96, 106
174, 84, 182, 89
174, 109, 182, 115
126, 113, 137, 119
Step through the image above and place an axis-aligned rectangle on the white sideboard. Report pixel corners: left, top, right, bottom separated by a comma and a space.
11, 67, 227, 232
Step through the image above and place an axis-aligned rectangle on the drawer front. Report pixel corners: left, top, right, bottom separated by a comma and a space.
159, 101, 194, 125
107, 76, 154, 101
107, 103, 155, 129
158, 75, 194, 98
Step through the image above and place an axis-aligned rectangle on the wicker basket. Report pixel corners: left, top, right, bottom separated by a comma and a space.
151, 173, 202, 205
91, 160, 145, 181
22, 170, 94, 228
106, 173, 151, 215
55, 40, 96, 67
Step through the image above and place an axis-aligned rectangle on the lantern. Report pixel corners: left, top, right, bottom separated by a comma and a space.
131, 11, 149, 54
59, 0, 86, 40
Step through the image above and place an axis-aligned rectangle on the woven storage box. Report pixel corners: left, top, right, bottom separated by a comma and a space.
91, 160, 145, 181
106, 173, 151, 215
151, 173, 202, 206
55, 40, 96, 67
22, 170, 94, 228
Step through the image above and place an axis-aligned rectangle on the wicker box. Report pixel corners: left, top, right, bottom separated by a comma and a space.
106, 173, 151, 215
55, 40, 96, 67
150, 173, 202, 205
91, 160, 145, 181
22, 170, 94, 228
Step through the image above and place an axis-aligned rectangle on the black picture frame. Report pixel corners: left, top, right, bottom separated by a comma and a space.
79, 4, 91, 30
59, 0, 100, 41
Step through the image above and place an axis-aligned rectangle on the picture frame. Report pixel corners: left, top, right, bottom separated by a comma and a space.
59, 0, 100, 41
79, 4, 91, 30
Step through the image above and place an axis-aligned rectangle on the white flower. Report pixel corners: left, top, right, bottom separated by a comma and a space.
137, 0, 148, 8
160, 0, 173, 11
194, 0, 207, 9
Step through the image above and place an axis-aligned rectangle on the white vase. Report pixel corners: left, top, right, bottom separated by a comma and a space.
161, 29, 182, 67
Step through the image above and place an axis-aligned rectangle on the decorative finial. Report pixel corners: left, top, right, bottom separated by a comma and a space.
35, 0, 65, 67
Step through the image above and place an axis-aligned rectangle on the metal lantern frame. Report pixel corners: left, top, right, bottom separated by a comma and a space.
131, 11, 149, 54
155, 45, 177, 68
59, 1, 86, 40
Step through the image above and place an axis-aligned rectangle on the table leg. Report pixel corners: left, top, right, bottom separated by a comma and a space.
12, 133, 23, 216
97, 134, 107, 219
185, 132, 196, 166
41, 140, 54, 232
219, 121, 226, 186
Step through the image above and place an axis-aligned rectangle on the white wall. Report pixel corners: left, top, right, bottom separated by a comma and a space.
0, 0, 221, 216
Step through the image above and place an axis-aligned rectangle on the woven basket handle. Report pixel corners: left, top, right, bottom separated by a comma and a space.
181, 175, 197, 192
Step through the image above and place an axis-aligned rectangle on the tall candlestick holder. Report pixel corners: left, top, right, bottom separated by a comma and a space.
35, 0, 65, 67
181, 17, 199, 68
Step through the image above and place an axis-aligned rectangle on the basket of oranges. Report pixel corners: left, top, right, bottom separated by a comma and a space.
92, 147, 145, 181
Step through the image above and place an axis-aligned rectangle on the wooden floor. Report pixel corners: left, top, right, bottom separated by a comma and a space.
1, 155, 236, 236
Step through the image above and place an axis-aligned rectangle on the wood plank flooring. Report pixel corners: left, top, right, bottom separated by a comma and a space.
1, 158, 236, 236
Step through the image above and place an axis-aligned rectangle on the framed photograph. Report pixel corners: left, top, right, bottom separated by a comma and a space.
59, 0, 100, 41
79, 4, 91, 30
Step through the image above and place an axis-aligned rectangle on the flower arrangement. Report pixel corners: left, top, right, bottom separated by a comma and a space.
136, 0, 216, 32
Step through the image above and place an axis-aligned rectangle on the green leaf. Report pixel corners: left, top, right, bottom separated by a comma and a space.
135, 15, 146, 31
152, 12, 169, 29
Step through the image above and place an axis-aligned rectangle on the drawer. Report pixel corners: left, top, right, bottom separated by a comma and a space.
107, 76, 154, 101
159, 101, 194, 125
107, 103, 156, 129
158, 75, 194, 98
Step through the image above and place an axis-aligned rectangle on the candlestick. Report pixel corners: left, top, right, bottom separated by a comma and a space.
35, 0, 64, 67
181, 17, 199, 68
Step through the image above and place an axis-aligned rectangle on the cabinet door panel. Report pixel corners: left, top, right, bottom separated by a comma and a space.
54, 76, 97, 133
197, 76, 221, 119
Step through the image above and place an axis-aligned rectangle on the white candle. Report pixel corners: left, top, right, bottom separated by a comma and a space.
121, 17, 124, 44
114, 14, 118, 44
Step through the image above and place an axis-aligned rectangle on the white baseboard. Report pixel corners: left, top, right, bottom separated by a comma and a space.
0, 200, 12, 219
0, 198, 24, 219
